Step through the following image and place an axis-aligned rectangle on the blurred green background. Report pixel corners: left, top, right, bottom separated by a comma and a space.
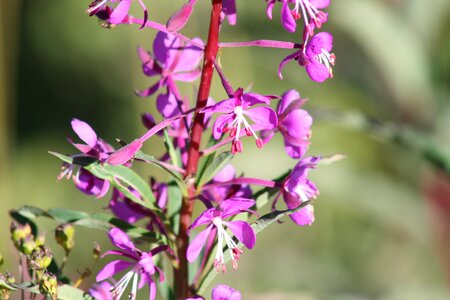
1, 0, 450, 299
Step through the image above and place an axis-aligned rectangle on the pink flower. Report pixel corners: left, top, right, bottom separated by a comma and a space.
58, 119, 114, 198
86, 0, 148, 28
266, 0, 329, 34
203, 88, 278, 154
212, 284, 241, 300
96, 228, 166, 300
136, 32, 203, 98
279, 32, 335, 82
262, 89, 312, 158
187, 198, 256, 272
282, 156, 320, 226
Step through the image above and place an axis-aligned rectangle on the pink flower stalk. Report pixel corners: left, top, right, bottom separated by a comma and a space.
279, 32, 335, 82
187, 198, 256, 272
282, 156, 320, 226
86, 0, 148, 29
262, 89, 312, 158
203, 88, 278, 154
96, 228, 166, 300
58, 119, 114, 198
136, 32, 203, 98
266, 0, 329, 34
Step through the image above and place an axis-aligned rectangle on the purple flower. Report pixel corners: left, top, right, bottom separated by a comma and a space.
96, 228, 166, 300
89, 281, 114, 300
262, 90, 312, 158
279, 32, 335, 83
187, 198, 256, 272
203, 164, 252, 205
204, 88, 278, 154
222, 0, 237, 25
136, 32, 203, 98
58, 119, 114, 198
212, 284, 241, 300
282, 156, 320, 226
266, 0, 329, 34
86, 0, 148, 28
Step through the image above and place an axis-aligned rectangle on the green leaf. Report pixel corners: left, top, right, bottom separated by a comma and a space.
197, 201, 311, 294
163, 129, 180, 168
85, 163, 158, 211
10, 206, 166, 244
196, 151, 233, 189
57, 285, 93, 300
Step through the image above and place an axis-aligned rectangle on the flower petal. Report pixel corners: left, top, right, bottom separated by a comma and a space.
222, 0, 237, 25
220, 198, 255, 219
225, 220, 256, 249
289, 204, 315, 226
153, 32, 181, 69
109, 0, 131, 24
281, 2, 297, 32
166, 0, 195, 32
157, 92, 180, 118
71, 119, 97, 148
310, 0, 330, 9
108, 227, 136, 252
189, 209, 214, 232
95, 260, 133, 282
187, 224, 213, 262
172, 38, 204, 73
305, 60, 330, 83
212, 114, 233, 140
306, 32, 333, 57
242, 93, 270, 107
212, 284, 241, 300
106, 139, 143, 166
172, 69, 201, 82
244, 106, 278, 131
277, 89, 301, 115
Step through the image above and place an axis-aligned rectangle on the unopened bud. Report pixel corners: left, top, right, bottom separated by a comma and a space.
39, 272, 57, 300
21, 236, 37, 255
54, 224, 75, 253
93, 242, 101, 259
28, 246, 53, 274
10, 222, 32, 250
35, 233, 46, 247
0, 272, 15, 300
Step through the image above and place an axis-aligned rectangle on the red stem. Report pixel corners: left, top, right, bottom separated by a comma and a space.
174, 1, 222, 299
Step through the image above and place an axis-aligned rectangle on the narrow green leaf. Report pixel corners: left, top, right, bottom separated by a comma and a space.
11, 206, 166, 244
49, 151, 73, 164
197, 201, 311, 294
163, 129, 180, 168
196, 151, 233, 189
57, 285, 93, 300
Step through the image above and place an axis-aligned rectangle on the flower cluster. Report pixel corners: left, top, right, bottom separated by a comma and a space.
25, 1, 340, 300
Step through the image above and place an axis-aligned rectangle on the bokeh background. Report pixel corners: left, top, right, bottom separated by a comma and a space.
1, 0, 450, 299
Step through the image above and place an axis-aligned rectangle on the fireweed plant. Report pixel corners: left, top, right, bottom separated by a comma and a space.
2, 0, 342, 299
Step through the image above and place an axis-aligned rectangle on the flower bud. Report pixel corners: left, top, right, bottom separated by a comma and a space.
28, 246, 53, 274
35, 233, 46, 247
39, 272, 57, 300
10, 222, 32, 250
21, 236, 37, 255
0, 272, 15, 300
93, 242, 101, 260
54, 224, 75, 253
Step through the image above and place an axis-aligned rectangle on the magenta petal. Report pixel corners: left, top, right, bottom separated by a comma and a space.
136, 80, 163, 98
138, 252, 155, 275
166, 1, 194, 32
74, 169, 106, 196
310, 0, 330, 9
220, 198, 255, 219
277, 89, 300, 114
306, 32, 333, 57
96, 260, 133, 282
189, 209, 214, 232
222, 0, 237, 25
172, 37, 204, 74
242, 93, 270, 107
305, 60, 330, 83
106, 139, 143, 166
212, 284, 241, 300
187, 225, 213, 263
96, 180, 110, 199
137, 46, 159, 77
212, 114, 233, 140
266, 0, 276, 19
278, 51, 299, 79
156, 92, 180, 118
284, 141, 308, 159
282, 109, 312, 139
149, 280, 157, 300
109, 0, 131, 24
108, 227, 136, 252
172, 69, 201, 82
110, 197, 145, 224
244, 106, 278, 131
71, 119, 97, 148
213, 164, 236, 182
281, 2, 297, 32
289, 204, 315, 226
225, 220, 256, 249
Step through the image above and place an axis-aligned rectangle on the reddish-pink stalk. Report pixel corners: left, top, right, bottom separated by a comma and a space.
220, 39, 300, 49
174, 1, 223, 299
203, 177, 281, 189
